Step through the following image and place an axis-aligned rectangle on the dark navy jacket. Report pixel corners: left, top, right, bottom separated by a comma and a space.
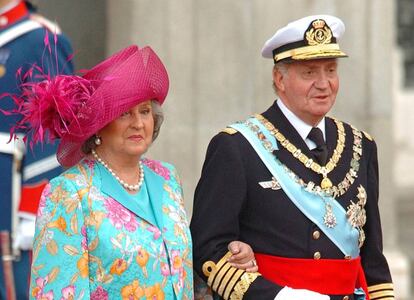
191, 101, 394, 300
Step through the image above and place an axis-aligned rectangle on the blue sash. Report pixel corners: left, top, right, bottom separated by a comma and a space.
230, 117, 360, 258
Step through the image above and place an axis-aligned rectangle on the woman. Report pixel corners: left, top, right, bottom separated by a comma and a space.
6, 45, 256, 299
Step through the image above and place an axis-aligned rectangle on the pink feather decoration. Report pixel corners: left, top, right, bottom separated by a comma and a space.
8, 75, 95, 149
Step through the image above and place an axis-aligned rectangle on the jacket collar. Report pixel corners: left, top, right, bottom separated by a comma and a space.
0, 1, 28, 29
98, 162, 166, 228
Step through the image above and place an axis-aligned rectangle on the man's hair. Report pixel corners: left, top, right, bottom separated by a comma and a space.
272, 61, 291, 95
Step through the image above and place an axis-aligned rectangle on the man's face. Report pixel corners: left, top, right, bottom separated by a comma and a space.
274, 58, 339, 126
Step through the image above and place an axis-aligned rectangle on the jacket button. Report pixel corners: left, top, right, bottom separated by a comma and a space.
312, 230, 321, 239
313, 251, 321, 260
343, 296, 349, 300
344, 255, 352, 260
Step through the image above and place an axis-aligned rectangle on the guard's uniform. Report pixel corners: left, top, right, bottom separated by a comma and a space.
190, 101, 394, 300
0, 1, 73, 298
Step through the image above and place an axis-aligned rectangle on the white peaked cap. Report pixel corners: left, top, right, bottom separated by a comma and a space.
261, 15, 347, 63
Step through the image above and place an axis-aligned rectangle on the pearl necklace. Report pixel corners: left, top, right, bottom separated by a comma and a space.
92, 149, 144, 191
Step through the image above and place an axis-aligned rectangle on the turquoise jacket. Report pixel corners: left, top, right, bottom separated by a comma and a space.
29, 158, 193, 300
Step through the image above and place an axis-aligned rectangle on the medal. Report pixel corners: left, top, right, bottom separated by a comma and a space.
323, 202, 337, 228
346, 185, 367, 247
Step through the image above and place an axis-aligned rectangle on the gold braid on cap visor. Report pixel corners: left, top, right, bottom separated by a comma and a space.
274, 43, 347, 62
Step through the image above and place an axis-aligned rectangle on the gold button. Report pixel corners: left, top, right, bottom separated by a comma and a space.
344, 255, 352, 260
313, 251, 321, 260
312, 230, 320, 239
343, 296, 349, 300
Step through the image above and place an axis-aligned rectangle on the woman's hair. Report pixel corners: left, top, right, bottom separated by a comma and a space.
81, 100, 164, 154
151, 100, 164, 141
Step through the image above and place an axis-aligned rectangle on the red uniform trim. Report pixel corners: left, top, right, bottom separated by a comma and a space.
19, 180, 48, 215
255, 253, 369, 298
0, 1, 29, 29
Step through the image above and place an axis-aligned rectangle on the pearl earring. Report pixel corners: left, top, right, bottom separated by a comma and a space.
94, 136, 102, 145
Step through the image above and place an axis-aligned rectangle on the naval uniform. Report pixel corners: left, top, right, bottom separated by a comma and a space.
0, 1, 73, 299
190, 100, 394, 300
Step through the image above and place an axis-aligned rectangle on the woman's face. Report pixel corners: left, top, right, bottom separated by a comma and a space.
97, 100, 154, 159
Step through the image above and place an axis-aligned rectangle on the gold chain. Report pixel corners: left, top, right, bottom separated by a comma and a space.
255, 114, 345, 191
242, 117, 363, 198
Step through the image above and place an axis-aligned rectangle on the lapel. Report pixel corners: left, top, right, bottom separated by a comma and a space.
325, 116, 338, 159
142, 164, 167, 230
98, 162, 164, 227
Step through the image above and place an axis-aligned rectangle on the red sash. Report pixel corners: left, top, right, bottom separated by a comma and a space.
255, 253, 369, 298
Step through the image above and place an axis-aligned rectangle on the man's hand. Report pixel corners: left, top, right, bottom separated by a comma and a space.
227, 241, 258, 272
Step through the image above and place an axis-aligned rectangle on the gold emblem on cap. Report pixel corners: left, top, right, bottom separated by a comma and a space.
306, 19, 333, 46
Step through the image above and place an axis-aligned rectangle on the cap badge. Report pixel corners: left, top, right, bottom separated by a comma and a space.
305, 19, 333, 46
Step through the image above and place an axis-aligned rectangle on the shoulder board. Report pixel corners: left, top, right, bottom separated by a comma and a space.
29, 14, 62, 34
221, 127, 238, 135
362, 131, 373, 141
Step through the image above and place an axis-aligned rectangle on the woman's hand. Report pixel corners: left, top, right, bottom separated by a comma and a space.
227, 241, 258, 272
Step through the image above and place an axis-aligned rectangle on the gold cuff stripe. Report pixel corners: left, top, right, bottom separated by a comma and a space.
368, 283, 394, 292
274, 43, 346, 62
212, 261, 233, 291
217, 267, 238, 296
206, 252, 232, 286
204, 252, 256, 299
369, 290, 395, 299
229, 272, 261, 300
223, 269, 245, 300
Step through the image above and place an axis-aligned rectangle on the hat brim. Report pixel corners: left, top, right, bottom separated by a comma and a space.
274, 43, 347, 63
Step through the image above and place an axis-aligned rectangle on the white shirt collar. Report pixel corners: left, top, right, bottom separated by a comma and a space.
276, 99, 325, 149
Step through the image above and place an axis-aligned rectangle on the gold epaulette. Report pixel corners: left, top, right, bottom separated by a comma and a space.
221, 127, 238, 135
368, 283, 394, 299
362, 130, 373, 141
329, 116, 374, 142
202, 252, 261, 300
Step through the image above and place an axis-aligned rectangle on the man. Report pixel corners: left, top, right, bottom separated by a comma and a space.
0, 0, 73, 298
191, 15, 394, 300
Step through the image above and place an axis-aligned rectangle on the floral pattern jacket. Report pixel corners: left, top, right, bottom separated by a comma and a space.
30, 158, 193, 300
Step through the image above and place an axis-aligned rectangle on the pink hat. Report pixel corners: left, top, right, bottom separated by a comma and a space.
6, 45, 169, 167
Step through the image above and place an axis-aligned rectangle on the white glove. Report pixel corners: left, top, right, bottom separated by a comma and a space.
274, 286, 330, 300
13, 217, 36, 251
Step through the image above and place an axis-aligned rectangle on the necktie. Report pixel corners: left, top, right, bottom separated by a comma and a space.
307, 127, 328, 165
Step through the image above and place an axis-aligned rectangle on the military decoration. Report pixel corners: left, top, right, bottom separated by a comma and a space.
346, 185, 367, 247
258, 177, 281, 190
0, 49, 10, 78
323, 202, 337, 228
